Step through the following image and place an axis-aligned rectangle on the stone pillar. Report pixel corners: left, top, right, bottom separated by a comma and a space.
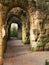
30, 11, 38, 51
22, 21, 27, 44
29, 8, 47, 51
2, 25, 8, 53
22, 16, 28, 43
0, 4, 3, 65
26, 16, 30, 44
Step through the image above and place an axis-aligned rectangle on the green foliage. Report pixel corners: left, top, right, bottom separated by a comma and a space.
45, 60, 49, 65
10, 26, 18, 38
37, 42, 46, 47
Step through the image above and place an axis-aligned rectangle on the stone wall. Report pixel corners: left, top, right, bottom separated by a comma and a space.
29, 7, 49, 51
0, 4, 3, 65
0, 0, 49, 58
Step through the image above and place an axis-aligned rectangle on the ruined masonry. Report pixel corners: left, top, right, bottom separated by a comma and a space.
0, 0, 49, 65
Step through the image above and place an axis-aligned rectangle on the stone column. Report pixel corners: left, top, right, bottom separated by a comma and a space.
0, 4, 3, 65
22, 15, 29, 44
29, 8, 47, 51
2, 25, 8, 53
22, 21, 27, 44
30, 11, 38, 51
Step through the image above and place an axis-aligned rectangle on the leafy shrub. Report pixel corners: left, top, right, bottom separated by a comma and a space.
10, 26, 18, 38
45, 60, 49, 65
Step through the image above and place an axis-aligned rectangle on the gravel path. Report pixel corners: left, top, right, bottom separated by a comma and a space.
3, 39, 49, 65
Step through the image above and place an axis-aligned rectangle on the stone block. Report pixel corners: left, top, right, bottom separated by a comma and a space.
36, 46, 43, 51
30, 42, 37, 51
30, 41, 47, 51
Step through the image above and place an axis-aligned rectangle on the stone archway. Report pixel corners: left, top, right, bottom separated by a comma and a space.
7, 15, 22, 40
1, 0, 49, 65
0, 0, 36, 64
6, 7, 30, 44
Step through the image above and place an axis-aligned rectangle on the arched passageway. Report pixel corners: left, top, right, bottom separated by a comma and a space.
0, 0, 49, 65
3, 8, 30, 65
0, 3, 30, 64
6, 7, 30, 43
7, 15, 22, 40
10, 23, 21, 39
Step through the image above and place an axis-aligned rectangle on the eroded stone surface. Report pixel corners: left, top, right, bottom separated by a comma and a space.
29, 8, 49, 50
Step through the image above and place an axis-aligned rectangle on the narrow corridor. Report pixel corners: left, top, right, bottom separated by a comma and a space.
3, 39, 49, 65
